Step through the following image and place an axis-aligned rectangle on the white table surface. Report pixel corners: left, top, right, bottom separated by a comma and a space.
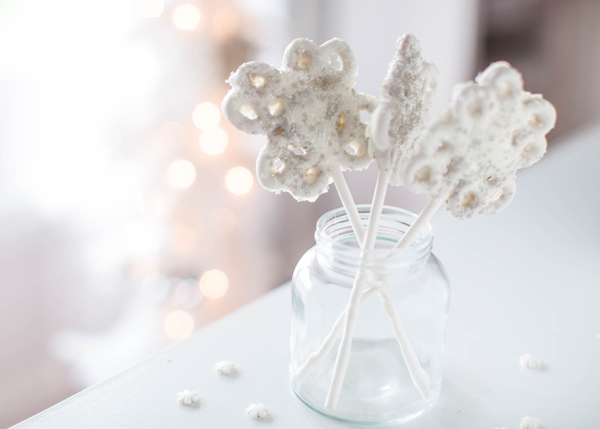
13, 123, 600, 428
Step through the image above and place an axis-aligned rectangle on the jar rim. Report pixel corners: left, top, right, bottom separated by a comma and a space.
315, 205, 433, 267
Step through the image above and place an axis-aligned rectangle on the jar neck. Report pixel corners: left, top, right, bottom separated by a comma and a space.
315, 205, 433, 277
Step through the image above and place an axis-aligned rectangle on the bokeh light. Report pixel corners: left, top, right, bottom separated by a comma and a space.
136, 0, 164, 18
225, 166, 253, 195
192, 102, 220, 130
168, 160, 196, 189
173, 4, 201, 30
212, 4, 241, 40
199, 127, 228, 155
199, 269, 229, 299
164, 310, 195, 340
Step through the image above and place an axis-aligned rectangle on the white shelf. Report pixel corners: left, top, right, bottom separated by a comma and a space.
13, 123, 600, 428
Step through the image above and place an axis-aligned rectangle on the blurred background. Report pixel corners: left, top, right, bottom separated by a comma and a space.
1, 0, 598, 426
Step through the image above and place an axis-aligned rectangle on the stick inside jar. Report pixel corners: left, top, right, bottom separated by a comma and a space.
393, 193, 447, 249
324, 169, 432, 409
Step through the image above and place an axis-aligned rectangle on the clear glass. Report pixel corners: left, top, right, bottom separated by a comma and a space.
290, 205, 451, 425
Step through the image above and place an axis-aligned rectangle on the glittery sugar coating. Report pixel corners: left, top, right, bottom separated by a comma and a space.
400, 61, 556, 219
222, 38, 377, 202
369, 34, 438, 186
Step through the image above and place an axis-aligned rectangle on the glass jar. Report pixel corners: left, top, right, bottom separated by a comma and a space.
290, 205, 451, 425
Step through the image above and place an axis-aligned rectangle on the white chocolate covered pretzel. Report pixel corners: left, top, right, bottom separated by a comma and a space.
400, 61, 556, 219
369, 34, 438, 185
222, 38, 377, 201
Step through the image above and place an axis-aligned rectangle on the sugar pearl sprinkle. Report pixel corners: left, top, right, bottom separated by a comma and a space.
222, 38, 377, 202
399, 61, 556, 219
246, 403, 268, 419
176, 390, 199, 406
520, 416, 543, 429
519, 354, 542, 369
215, 360, 236, 375
369, 33, 438, 186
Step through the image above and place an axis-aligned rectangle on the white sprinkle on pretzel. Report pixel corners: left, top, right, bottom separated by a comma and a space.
222, 38, 377, 201
369, 34, 438, 185
400, 61, 556, 219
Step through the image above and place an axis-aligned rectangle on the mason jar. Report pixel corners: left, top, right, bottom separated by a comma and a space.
290, 205, 451, 425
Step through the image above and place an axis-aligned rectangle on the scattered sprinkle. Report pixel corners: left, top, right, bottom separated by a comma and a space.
519, 354, 542, 369
246, 403, 268, 419
520, 416, 542, 429
176, 390, 199, 406
215, 360, 236, 375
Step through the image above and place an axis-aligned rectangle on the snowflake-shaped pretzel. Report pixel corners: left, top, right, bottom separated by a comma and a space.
176, 390, 199, 406
369, 33, 438, 185
400, 61, 556, 219
222, 38, 377, 202
246, 403, 268, 419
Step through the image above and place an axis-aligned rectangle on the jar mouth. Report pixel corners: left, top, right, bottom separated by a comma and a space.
315, 205, 433, 269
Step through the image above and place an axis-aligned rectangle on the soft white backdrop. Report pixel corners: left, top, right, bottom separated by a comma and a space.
3, 0, 598, 427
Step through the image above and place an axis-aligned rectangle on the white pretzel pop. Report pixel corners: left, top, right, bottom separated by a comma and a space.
325, 35, 438, 409
369, 33, 438, 185
401, 61, 556, 219
393, 61, 556, 250
222, 38, 377, 202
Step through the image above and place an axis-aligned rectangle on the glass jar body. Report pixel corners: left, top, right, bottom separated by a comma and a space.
290, 206, 451, 425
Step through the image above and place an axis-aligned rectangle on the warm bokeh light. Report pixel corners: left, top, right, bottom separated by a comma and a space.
192, 102, 220, 130
212, 4, 241, 40
168, 160, 196, 188
199, 269, 229, 299
199, 127, 228, 155
173, 4, 201, 30
225, 166, 253, 195
136, 0, 164, 18
164, 310, 195, 340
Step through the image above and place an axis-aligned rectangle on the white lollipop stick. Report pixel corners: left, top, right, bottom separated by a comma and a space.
292, 168, 372, 385
331, 166, 365, 245
325, 170, 389, 409
393, 193, 446, 249
328, 169, 432, 407
294, 282, 430, 398
377, 288, 432, 399
293, 286, 379, 384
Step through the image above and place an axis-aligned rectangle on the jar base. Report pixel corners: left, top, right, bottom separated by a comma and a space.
291, 338, 439, 425
292, 385, 437, 426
